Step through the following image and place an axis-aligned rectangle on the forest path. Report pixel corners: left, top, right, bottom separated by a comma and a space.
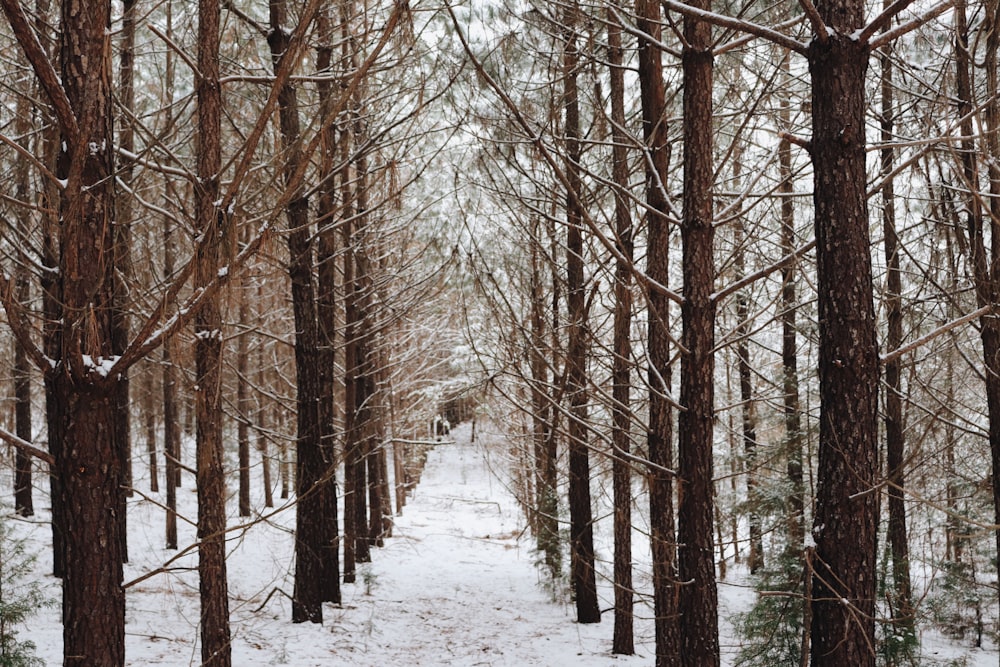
316, 421, 641, 666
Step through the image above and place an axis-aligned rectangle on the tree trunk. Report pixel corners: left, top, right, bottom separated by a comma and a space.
528, 217, 560, 578
879, 10, 915, 647
12, 77, 33, 517
807, 8, 878, 662
237, 284, 251, 518
162, 0, 179, 550
608, 5, 634, 653
267, 0, 339, 622
195, 0, 232, 661
562, 0, 599, 624
47, 0, 125, 661
637, 0, 679, 657
314, 3, 342, 604
678, 5, 718, 663
778, 49, 805, 557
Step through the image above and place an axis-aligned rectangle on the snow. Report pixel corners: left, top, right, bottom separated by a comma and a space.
2, 422, 998, 665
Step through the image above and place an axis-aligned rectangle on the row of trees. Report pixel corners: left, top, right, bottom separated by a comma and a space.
0, 0, 469, 665
456, 0, 1000, 663
5, 0, 1000, 663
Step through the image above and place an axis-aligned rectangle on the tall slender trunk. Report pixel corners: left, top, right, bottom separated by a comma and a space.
562, 0, 599, 624
807, 1, 878, 661
194, 0, 232, 661
237, 283, 251, 518
314, 4, 342, 604
778, 49, 805, 557
267, 0, 338, 623
678, 4, 718, 663
879, 9, 914, 645
529, 218, 560, 578
730, 147, 762, 575
162, 0, 179, 551
13, 75, 33, 517
114, 4, 137, 567
637, 0, 679, 658
608, 5, 634, 652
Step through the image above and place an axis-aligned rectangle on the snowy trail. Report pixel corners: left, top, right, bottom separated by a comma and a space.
10, 421, 999, 664
306, 426, 639, 666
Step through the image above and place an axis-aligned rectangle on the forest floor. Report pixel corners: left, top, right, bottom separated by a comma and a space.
3, 421, 998, 665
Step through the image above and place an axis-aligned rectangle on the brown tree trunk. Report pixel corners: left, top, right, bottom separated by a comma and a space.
237, 284, 251, 518
608, 5, 634, 653
637, 0, 679, 658
807, 5, 878, 662
314, 3, 342, 604
562, 0, 599, 625
13, 78, 33, 517
778, 49, 805, 557
195, 0, 232, 661
678, 4, 718, 663
529, 217, 559, 578
267, 0, 340, 622
162, 0, 179, 551
46, 0, 126, 661
144, 370, 159, 493
880, 10, 914, 644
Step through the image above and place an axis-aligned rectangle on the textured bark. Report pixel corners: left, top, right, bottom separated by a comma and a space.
49, 0, 125, 662
637, 0, 679, 658
268, 0, 339, 623
961, 0, 1000, 638
808, 15, 878, 665
562, 0, 600, 624
314, 4, 342, 604
608, 6, 634, 653
195, 0, 232, 661
678, 6, 718, 663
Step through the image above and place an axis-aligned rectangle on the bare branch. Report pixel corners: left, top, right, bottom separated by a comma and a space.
711, 240, 816, 302
881, 304, 993, 365
0, 0, 79, 143
797, 0, 830, 44
858, 0, 918, 43
869, 0, 954, 50
662, 0, 808, 54
0, 425, 54, 466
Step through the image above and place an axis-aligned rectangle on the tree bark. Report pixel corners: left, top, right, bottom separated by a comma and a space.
562, 0, 600, 624
807, 8, 878, 663
195, 0, 232, 661
267, 0, 339, 623
637, 0, 679, 658
608, 5, 634, 653
678, 4, 719, 663
47, 0, 126, 662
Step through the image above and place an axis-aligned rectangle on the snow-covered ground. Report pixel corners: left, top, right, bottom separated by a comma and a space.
3, 421, 999, 665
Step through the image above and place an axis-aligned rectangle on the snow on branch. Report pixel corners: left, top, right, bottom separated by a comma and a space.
0, 426, 54, 466
662, 0, 808, 54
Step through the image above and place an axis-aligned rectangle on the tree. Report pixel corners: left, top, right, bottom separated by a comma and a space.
678, 0, 719, 660
807, 3, 879, 664
608, 3, 635, 653
193, 0, 232, 661
0, 0, 126, 662
635, 0, 680, 658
